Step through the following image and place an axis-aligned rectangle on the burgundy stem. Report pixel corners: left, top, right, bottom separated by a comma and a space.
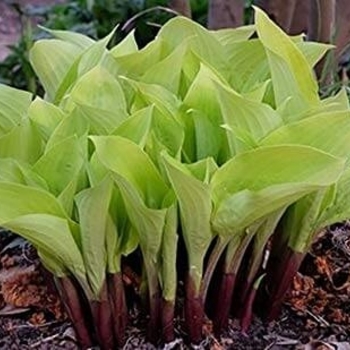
185, 275, 203, 345
146, 286, 161, 344
90, 280, 115, 350
56, 277, 94, 349
265, 247, 305, 321
162, 299, 175, 343
107, 273, 128, 347
233, 278, 251, 320
240, 274, 265, 333
212, 272, 236, 337
240, 285, 257, 333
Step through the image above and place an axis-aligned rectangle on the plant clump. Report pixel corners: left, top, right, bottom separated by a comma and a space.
1, 7, 350, 349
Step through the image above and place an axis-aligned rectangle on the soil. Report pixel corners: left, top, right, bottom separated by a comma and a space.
0, 224, 349, 350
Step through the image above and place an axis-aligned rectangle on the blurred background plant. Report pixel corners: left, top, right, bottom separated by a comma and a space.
0, 2, 38, 93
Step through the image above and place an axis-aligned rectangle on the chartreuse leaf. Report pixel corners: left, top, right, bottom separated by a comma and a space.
0, 84, 32, 135
145, 133, 170, 171
75, 177, 113, 298
242, 80, 271, 102
68, 66, 127, 112
124, 80, 184, 158
215, 28, 268, 94
125, 78, 181, 118
289, 34, 305, 43
28, 98, 65, 141
2, 214, 86, 285
87, 153, 108, 187
52, 29, 116, 105
105, 214, 120, 274
184, 63, 226, 120
46, 108, 89, 150
255, 7, 320, 115
113, 173, 167, 273
105, 187, 139, 274
0, 159, 47, 190
58, 177, 82, 217
297, 41, 333, 68
91, 136, 174, 300
211, 25, 255, 44
288, 100, 350, 124
0, 182, 69, 220
78, 28, 116, 77
76, 104, 128, 136
151, 108, 184, 159
214, 78, 282, 155
157, 16, 227, 76
37, 249, 69, 278
91, 136, 168, 208
30, 39, 82, 101
262, 107, 350, 255
41, 116, 89, 213
239, 36, 327, 83
0, 159, 31, 184
112, 37, 167, 78
162, 153, 212, 293
321, 88, 350, 111
261, 111, 350, 159
186, 157, 218, 184
110, 30, 138, 57
0, 182, 86, 251
179, 50, 202, 98
87, 105, 152, 185
225, 39, 269, 92
111, 190, 139, 259
117, 226, 139, 258
112, 105, 153, 147
39, 26, 95, 49
211, 145, 345, 235
278, 189, 329, 253
182, 64, 229, 162
112, 174, 173, 313
141, 42, 188, 94
191, 109, 222, 161
279, 165, 350, 256
160, 201, 178, 301
318, 168, 350, 228
33, 136, 85, 196
227, 38, 328, 104
0, 118, 44, 164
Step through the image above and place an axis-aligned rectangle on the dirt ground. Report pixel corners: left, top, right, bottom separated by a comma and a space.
0, 0, 65, 60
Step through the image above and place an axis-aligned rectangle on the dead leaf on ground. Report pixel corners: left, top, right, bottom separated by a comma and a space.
304, 340, 350, 350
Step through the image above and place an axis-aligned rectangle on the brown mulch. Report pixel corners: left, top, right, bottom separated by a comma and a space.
0, 232, 76, 349
283, 224, 350, 347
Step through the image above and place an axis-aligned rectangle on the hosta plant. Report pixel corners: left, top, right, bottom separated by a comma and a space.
1, 6, 350, 349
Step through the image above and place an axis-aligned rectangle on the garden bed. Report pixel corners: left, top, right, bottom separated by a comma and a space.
1, 225, 349, 349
